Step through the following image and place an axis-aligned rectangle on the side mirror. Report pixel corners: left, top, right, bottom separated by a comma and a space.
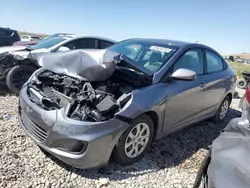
57, 46, 70, 52
171, 68, 197, 81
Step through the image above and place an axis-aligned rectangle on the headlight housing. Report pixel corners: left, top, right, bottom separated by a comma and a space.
27, 68, 45, 83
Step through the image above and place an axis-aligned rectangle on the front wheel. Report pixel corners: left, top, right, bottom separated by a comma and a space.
6, 65, 36, 94
112, 114, 154, 165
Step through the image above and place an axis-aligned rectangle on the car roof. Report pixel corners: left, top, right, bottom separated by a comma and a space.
0, 27, 17, 32
125, 38, 220, 54
62, 34, 117, 43
126, 38, 191, 47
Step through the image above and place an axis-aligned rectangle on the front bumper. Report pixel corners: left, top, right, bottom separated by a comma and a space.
18, 86, 130, 169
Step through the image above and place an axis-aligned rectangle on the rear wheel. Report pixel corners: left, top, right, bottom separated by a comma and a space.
236, 79, 247, 89
212, 96, 231, 123
112, 114, 154, 165
6, 65, 36, 94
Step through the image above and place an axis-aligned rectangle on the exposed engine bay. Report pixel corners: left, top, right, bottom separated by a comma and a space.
27, 69, 149, 122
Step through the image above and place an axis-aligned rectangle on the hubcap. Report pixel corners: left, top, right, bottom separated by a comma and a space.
124, 123, 150, 158
219, 100, 229, 120
239, 81, 245, 86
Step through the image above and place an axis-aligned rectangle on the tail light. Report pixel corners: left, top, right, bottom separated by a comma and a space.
246, 85, 250, 104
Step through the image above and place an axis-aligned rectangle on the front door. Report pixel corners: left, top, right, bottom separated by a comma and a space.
163, 48, 207, 132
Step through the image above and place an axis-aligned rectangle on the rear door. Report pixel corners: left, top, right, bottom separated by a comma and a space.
201, 50, 231, 115
163, 48, 207, 131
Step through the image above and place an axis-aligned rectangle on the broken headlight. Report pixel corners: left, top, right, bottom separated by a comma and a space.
27, 68, 45, 83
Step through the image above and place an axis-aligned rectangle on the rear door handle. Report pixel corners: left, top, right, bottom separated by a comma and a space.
200, 82, 206, 88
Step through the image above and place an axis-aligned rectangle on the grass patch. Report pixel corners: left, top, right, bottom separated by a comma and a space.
18, 31, 48, 38
228, 62, 250, 78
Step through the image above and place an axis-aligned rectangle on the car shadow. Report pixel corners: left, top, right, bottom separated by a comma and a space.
0, 84, 12, 96
42, 107, 242, 181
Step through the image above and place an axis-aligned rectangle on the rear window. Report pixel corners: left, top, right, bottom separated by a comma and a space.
0, 30, 7, 36
0, 29, 13, 36
205, 51, 224, 73
100, 40, 114, 49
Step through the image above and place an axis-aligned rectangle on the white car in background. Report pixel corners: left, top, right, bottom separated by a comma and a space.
21, 35, 42, 41
0, 34, 117, 93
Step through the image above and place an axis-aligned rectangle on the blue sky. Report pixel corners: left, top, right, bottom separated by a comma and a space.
1, 0, 250, 54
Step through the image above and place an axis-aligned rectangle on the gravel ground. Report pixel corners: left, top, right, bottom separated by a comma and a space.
0, 86, 244, 188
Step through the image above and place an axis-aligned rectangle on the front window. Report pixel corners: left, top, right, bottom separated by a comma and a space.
28, 36, 67, 50
107, 39, 178, 75
173, 49, 204, 75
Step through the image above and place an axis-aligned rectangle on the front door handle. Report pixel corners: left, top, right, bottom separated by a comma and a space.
200, 82, 206, 88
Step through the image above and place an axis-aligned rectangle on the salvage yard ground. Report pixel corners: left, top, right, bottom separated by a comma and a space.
0, 85, 244, 188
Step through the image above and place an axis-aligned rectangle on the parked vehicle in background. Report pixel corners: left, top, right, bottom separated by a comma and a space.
235, 57, 245, 63
12, 33, 72, 47
0, 34, 116, 93
18, 38, 236, 169
20, 35, 41, 41
44, 33, 73, 39
229, 56, 234, 62
13, 40, 39, 47
193, 87, 250, 188
0, 27, 21, 46
236, 71, 250, 89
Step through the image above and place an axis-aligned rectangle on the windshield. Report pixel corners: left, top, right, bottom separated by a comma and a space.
28, 36, 66, 50
107, 39, 178, 75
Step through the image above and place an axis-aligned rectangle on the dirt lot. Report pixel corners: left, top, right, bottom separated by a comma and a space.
0, 86, 244, 188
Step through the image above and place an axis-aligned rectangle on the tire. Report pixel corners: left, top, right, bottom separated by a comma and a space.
112, 114, 154, 165
212, 96, 231, 123
6, 65, 36, 94
38, 146, 50, 156
236, 79, 247, 89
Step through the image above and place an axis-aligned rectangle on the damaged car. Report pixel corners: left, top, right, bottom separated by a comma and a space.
18, 38, 236, 169
193, 81, 250, 188
0, 34, 116, 94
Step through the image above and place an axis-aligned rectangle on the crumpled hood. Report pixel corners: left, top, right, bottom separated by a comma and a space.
0, 48, 51, 62
0, 46, 27, 54
38, 49, 120, 81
